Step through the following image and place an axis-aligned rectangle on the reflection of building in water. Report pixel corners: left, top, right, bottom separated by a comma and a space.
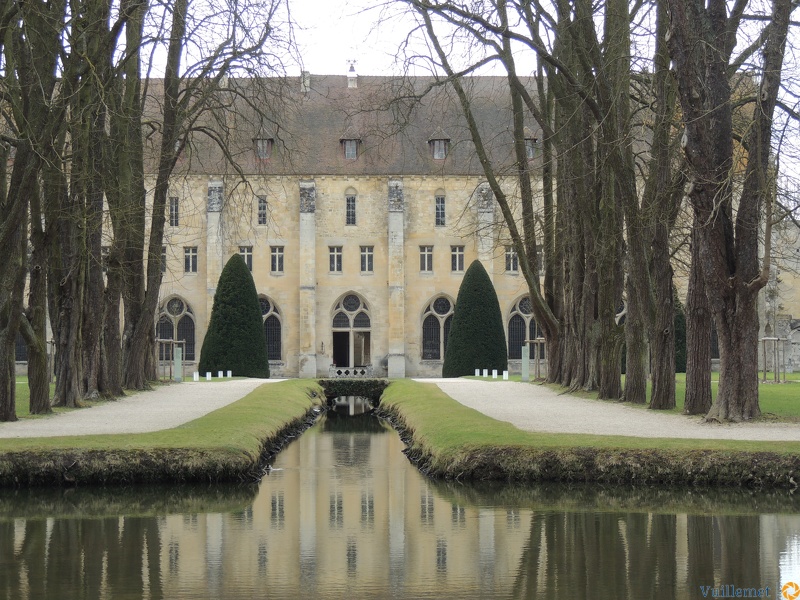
2, 425, 800, 598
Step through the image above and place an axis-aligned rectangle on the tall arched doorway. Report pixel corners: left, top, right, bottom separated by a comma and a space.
331, 293, 371, 368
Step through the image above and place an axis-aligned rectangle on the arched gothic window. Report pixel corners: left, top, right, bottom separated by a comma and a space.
508, 297, 545, 359
331, 293, 371, 367
422, 295, 455, 360
157, 296, 195, 361
259, 296, 282, 361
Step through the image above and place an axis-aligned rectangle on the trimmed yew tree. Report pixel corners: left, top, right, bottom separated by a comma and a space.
443, 260, 507, 377
199, 254, 270, 378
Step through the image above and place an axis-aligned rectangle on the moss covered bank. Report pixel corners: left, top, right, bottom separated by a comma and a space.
378, 380, 800, 490
0, 380, 322, 487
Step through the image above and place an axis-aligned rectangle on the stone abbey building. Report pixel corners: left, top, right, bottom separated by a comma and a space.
152, 72, 545, 378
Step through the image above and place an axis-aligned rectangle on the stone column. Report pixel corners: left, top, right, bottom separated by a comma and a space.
476, 183, 495, 280
206, 180, 225, 321
387, 179, 406, 378
298, 180, 317, 378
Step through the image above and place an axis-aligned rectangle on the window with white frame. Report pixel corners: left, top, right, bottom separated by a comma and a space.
255, 138, 273, 159
270, 246, 284, 273
422, 296, 455, 360
343, 139, 358, 159
508, 296, 545, 359
435, 195, 446, 226
420, 246, 433, 272
525, 137, 538, 159
329, 246, 343, 273
257, 195, 268, 225
346, 195, 356, 225
360, 246, 373, 273
157, 297, 196, 361
430, 139, 449, 159
451, 246, 464, 272
505, 246, 519, 273
259, 296, 282, 361
169, 196, 179, 227
184, 247, 198, 273
239, 246, 253, 271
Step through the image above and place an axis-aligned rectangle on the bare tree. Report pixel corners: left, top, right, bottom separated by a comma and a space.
666, 0, 796, 420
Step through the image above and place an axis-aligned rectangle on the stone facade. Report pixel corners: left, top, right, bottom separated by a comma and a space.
151, 73, 546, 378
158, 173, 538, 378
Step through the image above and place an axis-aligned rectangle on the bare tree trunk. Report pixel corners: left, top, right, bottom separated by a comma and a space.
667, 0, 791, 421
684, 221, 713, 415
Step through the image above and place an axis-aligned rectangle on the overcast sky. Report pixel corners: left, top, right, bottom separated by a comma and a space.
291, 1, 412, 75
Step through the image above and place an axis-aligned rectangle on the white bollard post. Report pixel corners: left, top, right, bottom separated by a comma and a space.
503, 370, 508, 380
218, 371, 224, 378
492, 369, 498, 379
475, 369, 480, 377
206, 372, 212, 381
227, 370, 232, 378
193, 371, 200, 382
482, 369, 488, 377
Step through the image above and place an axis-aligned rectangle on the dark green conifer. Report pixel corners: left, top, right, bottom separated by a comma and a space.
199, 253, 270, 378
442, 259, 508, 377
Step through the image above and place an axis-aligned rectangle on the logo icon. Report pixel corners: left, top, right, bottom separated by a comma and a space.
783, 581, 800, 600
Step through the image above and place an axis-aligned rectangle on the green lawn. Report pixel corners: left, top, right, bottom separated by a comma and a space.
0, 379, 320, 453
379, 379, 800, 488
469, 372, 800, 421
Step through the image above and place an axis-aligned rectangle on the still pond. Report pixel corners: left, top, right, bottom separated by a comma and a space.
1, 413, 799, 599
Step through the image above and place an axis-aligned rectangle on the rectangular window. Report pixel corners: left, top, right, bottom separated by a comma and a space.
169, 196, 179, 227
329, 246, 343, 273
360, 246, 374, 273
346, 195, 356, 225
270, 246, 284, 273
161, 246, 167, 273
525, 138, 538, 159
239, 246, 253, 271
257, 195, 268, 225
451, 246, 464, 272
420, 245, 433, 272
435, 195, 446, 226
431, 139, 449, 159
255, 138, 273, 159
505, 246, 519, 273
344, 139, 358, 160
184, 247, 198, 273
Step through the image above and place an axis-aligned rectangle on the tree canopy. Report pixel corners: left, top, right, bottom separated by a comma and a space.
443, 260, 508, 377
199, 254, 270, 378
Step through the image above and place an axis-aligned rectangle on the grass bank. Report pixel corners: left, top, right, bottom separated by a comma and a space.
378, 379, 800, 489
0, 379, 322, 487
471, 373, 800, 421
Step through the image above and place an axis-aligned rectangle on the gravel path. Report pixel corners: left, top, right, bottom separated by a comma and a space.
422, 379, 800, 441
0, 379, 278, 439
2, 377, 798, 442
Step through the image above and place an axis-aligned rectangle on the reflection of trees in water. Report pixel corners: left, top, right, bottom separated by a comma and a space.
512, 512, 761, 599
0, 515, 165, 599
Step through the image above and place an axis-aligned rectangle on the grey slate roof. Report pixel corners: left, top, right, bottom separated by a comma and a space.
147, 74, 542, 178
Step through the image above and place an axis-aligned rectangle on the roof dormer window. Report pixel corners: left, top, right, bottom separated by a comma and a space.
342, 139, 359, 160
255, 138, 273, 160
430, 138, 449, 160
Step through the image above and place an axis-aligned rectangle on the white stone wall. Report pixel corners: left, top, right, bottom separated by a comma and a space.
156, 173, 548, 378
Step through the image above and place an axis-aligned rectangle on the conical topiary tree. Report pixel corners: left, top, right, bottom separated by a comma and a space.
442, 259, 507, 377
199, 253, 270, 378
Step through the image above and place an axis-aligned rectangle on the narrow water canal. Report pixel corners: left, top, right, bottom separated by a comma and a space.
1, 413, 799, 599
